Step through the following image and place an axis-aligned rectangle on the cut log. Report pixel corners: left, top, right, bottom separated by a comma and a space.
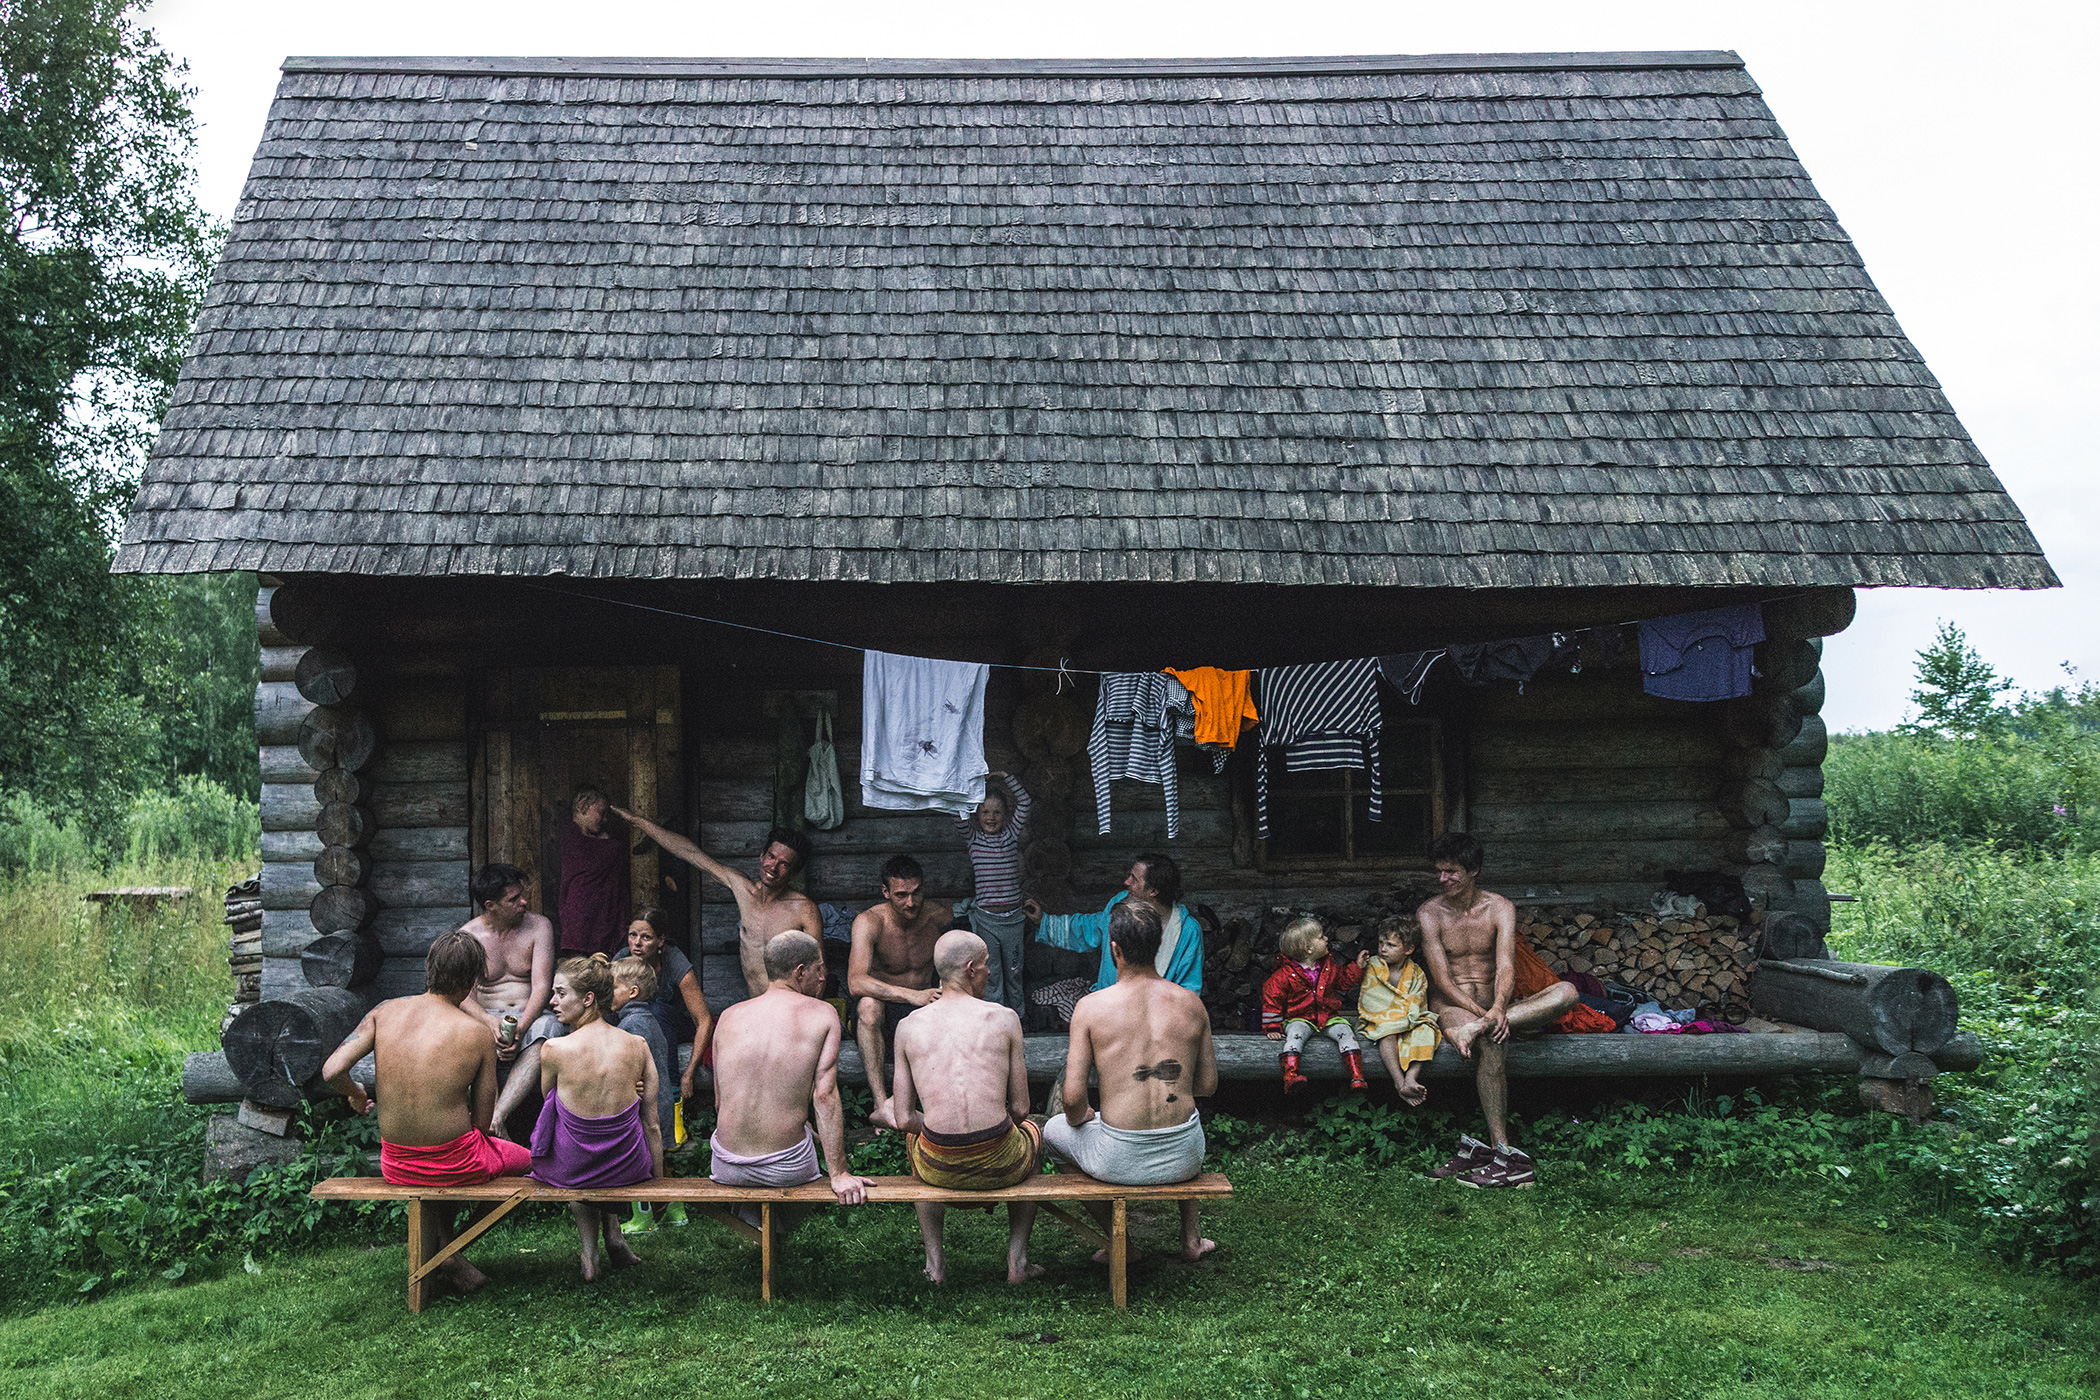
1762, 588, 1856, 639
1751, 959, 1959, 1056
362, 740, 470, 785
368, 860, 471, 910
255, 586, 291, 648
260, 860, 322, 911
368, 782, 470, 828
1739, 863, 1794, 906
314, 768, 367, 807
370, 906, 474, 957
1784, 840, 1827, 880
1777, 765, 1825, 799
1723, 697, 1804, 752
1717, 778, 1791, 829
261, 783, 322, 834
261, 744, 321, 786
262, 830, 324, 863
182, 1049, 248, 1105
262, 986, 374, 1087
1755, 639, 1821, 694
1778, 714, 1828, 768
317, 802, 373, 849
268, 582, 335, 645
294, 647, 359, 706
298, 706, 377, 773
301, 930, 383, 990
1723, 824, 1788, 866
204, 1115, 305, 1182
310, 884, 377, 933
1720, 748, 1783, 781
367, 826, 471, 862
1783, 798, 1829, 840
1932, 1028, 1983, 1072
1758, 911, 1828, 960
1012, 695, 1088, 762
260, 645, 306, 683
315, 845, 371, 889
255, 681, 316, 746
1790, 670, 1825, 717
221, 1000, 295, 1088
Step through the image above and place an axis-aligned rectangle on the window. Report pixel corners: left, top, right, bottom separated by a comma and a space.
1256, 712, 1443, 868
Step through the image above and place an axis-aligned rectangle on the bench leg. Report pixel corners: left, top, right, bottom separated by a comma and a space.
760, 1203, 774, 1303
406, 1198, 428, 1314
1110, 1199, 1128, 1310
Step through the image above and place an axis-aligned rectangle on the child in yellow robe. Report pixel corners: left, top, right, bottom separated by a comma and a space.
1355, 916, 1439, 1106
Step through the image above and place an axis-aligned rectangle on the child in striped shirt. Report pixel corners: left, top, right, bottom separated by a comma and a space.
957, 772, 1031, 1014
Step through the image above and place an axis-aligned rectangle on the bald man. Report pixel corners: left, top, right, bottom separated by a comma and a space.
889, 930, 1042, 1284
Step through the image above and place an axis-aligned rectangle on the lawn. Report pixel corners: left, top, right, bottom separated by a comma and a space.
2, 1159, 2094, 1400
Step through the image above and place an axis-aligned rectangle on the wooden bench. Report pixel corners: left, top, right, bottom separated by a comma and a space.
311, 1170, 1233, 1312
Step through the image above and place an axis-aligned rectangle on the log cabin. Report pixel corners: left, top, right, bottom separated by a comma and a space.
117, 52, 2052, 1121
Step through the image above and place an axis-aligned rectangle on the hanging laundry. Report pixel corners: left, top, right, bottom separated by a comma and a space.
1164, 667, 1259, 772
1089, 672, 1194, 837
1376, 651, 1443, 705
860, 650, 989, 816
1254, 658, 1382, 839
1446, 635, 1556, 688
1639, 605, 1764, 701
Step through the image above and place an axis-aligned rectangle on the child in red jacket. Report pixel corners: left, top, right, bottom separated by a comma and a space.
1262, 917, 1367, 1093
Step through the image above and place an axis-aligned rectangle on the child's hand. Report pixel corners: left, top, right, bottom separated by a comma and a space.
1022, 898, 1043, 923
1355, 949, 1370, 968
1265, 1031, 1283, 1041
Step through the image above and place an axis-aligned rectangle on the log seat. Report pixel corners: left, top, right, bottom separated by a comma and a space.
311, 1168, 1233, 1312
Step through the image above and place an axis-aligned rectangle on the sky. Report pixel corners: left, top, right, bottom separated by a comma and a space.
142, 0, 2098, 732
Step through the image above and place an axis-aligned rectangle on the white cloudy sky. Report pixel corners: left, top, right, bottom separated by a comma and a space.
143, 0, 2097, 732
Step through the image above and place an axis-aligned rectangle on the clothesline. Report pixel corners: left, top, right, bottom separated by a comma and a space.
520, 581, 1823, 681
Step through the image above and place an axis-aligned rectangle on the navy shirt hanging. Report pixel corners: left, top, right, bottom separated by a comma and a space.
1639, 605, 1765, 701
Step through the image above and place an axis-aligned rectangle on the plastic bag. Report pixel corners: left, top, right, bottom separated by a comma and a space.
803, 711, 845, 830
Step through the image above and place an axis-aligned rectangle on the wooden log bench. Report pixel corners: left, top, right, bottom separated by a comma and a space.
311, 1169, 1234, 1312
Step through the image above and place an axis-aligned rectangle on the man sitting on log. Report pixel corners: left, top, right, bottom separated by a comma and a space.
1417, 832, 1576, 1190
849, 854, 953, 1129
463, 863, 562, 1138
889, 929, 1043, 1284
1046, 900, 1218, 1264
613, 808, 822, 1000
321, 930, 527, 1296
707, 930, 870, 1221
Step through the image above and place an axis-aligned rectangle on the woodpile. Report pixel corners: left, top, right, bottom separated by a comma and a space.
1523, 905, 1758, 1022
223, 874, 263, 1031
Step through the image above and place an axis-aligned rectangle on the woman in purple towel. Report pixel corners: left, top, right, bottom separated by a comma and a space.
532, 954, 664, 1280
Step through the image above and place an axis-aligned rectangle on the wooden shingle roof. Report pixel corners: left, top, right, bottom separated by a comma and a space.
115, 52, 2055, 589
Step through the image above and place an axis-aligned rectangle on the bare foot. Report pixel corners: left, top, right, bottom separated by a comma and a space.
1447, 1019, 1484, 1058
923, 1256, 946, 1285
868, 1097, 900, 1131
1180, 1238, 1217, 1263
1008, 1261, 1046, 1283
1090, 1246, 1139, 1264
1396, 1078, 1428, 1108
579, 1251, 601, 1283
435, 1256, 489, 1295
604, 1237, 641, 1271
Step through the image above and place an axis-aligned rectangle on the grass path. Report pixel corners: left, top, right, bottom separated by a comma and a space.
3, 1164, 2092, 1400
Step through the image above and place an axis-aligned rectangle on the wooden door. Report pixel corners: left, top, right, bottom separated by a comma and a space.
471, 667, 683, 940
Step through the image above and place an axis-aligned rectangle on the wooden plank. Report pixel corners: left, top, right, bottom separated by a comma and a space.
371, 906, 473, 957
370, 860, 470, 910
312, 1171, 1235, 1205
1110, 1200, 1129, 1310
1468, 801, 1729, 841
368, 826, 470, 862
406, 1199, 429, 1313
263, 830, 325, 863
370, 955, 431, 1000
1470, 725, 1718, 770
365, 741, 470, 785
261, 783, 322, 834
1783, 798, 1830, 839
255, 681, 315, 746
1471, 767, 1718, 805
1067, 809, 1235, 848
262, 907, 322, 957
374, 684, 465, 744
369, 782, 470, 829
261, 860, 322, 912
760, 1204, 775, 1303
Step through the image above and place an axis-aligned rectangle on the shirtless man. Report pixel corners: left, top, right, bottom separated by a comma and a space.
1047, 900, 1219, 1264
1416, 831, 1576, 1190
890, 930, 1041, 1284
614, 808, 821, 999
461, 863, 559, 1137
321, 931, 528, 1296
848, 854, 953, 1128
708, 930, 870, 1227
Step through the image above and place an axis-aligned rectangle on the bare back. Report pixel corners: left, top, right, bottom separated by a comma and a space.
711, 988, 841, 1156
734, 891, 824, 998
1070, 977, 1217, 1131
467, 911, 554, 1017
542, 1018, 652, 1118
369, 994, 499, 1147
893, 995, 1027, 1137
1418, 890, 1514, 1008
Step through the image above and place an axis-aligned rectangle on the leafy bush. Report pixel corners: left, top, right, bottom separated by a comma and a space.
1827, 730, 2089, 852
123, 774, 259, 863
0, 790, 97, 875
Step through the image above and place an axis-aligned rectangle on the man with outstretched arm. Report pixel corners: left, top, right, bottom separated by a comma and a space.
848, 854, 953, 1128
707, 930, 871, 1228
1417, 831, 1577, 1190
1046, 900, 1219, 1265
890, 930, 1042, 1284
614, 808, 822, 999
321, 931, 528, 1297
461, 863, 558, 1138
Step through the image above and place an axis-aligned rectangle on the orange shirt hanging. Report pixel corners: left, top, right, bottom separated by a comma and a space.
1162, 668, 1260, 749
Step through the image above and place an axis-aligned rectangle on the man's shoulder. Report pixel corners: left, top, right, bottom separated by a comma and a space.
520, 911, 555, 936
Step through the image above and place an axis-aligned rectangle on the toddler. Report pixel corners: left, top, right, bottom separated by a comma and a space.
1261, 917, 1367, 1092
1355, 915, 1440, 1106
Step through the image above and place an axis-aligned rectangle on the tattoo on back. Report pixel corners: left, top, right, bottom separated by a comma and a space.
1133, 1059, 1183, 1083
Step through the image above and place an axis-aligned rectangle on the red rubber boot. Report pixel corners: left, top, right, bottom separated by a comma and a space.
1343, 1048, 1369, 1091
1280, 1051, 1308, 1094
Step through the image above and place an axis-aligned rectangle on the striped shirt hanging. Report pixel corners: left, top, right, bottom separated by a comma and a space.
1089, 673, 1193, 838
1255, 658, 1383, 839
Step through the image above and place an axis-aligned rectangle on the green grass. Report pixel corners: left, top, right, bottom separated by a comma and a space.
0, 1162, 2093, 1400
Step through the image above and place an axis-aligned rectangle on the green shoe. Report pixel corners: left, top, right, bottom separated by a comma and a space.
662, 1201, 689, 1228
622, 1202, 658, 1236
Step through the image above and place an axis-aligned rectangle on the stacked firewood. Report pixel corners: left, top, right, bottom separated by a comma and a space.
1524, 906, 1759, 1021
224, 874, 263, 1030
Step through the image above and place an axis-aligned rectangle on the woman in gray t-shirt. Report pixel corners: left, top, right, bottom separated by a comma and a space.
615, 907, 713, 1100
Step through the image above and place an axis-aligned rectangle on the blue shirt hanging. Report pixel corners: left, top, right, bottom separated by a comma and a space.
1639, 605, 1765, 701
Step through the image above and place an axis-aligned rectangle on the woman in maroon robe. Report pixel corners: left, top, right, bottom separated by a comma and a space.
558, 786, 630, 956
